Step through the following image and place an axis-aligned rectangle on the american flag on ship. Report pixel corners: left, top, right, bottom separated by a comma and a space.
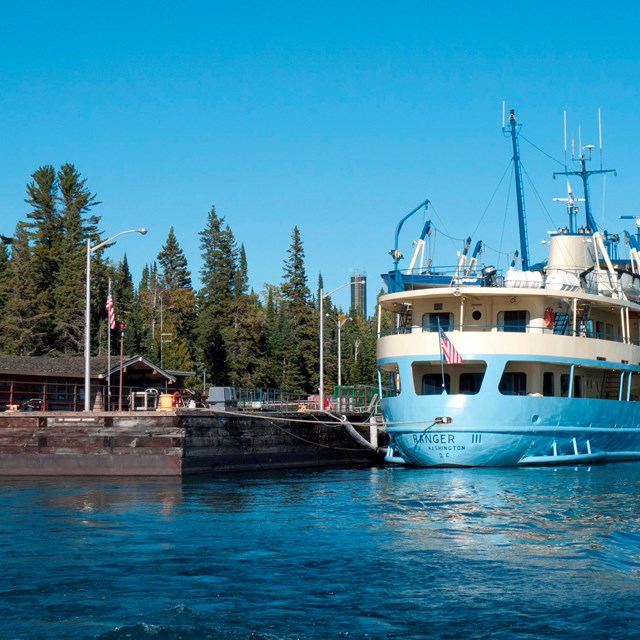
106, 282, 116, 330
438, 327, 462, 364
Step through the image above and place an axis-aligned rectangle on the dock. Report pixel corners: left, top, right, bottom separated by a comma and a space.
0, 409, 386, 476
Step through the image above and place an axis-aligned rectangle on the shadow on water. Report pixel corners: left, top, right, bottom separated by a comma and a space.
1, 463, 640, 639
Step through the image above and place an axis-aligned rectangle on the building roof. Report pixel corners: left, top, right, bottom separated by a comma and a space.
0, 355, 106, 378
102, 355, 177, 383
0, 354, 187, 382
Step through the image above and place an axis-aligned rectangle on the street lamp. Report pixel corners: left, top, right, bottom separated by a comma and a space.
84, 227, 147, 412
319, 280, 363, 412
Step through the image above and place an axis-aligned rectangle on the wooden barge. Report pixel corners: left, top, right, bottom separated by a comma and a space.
0, 409, 386, 476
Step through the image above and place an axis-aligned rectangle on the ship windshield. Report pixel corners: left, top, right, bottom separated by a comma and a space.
412, 361, 487, 396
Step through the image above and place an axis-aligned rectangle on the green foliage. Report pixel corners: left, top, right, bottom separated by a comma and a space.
279, 226, 317, 394
0, 165, 103, 355
1, 168, 381, 393
197, 206, 237, 385
0, 223, 46, 354
156, 227, 197, 373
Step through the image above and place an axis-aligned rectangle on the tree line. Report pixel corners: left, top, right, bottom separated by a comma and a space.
0, 164, 382, 395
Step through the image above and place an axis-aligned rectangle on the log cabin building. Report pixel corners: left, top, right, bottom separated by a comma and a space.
0, 355, 194, 411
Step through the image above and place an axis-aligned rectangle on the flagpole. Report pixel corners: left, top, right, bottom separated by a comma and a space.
437, 318, 446, 394
107, 279, 112, 411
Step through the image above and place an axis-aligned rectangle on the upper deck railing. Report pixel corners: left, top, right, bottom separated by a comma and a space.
379, 322, 638, 345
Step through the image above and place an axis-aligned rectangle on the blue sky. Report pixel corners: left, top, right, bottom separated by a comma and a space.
2, 2, 640, 312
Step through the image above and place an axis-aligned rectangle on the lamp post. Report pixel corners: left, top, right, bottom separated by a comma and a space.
84, 227, 147, 412
319, 280, 363, 412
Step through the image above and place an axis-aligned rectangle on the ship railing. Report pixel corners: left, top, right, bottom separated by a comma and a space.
380, 322, 637, 344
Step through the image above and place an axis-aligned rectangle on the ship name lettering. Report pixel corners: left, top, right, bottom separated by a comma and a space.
422, 433, 455, 444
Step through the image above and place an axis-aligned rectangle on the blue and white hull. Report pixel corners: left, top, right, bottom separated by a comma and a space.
384, 396, 640, 467
377, 283, 640, 467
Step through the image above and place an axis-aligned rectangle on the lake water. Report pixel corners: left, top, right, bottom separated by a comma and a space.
1, 463, 640, 639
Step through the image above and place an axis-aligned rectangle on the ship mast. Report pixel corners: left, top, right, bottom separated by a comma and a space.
553, 114, 616, 233
505, 109, 530, 270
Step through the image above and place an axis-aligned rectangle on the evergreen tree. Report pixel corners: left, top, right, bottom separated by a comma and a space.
0, 240, 10, 317
22, 166, 59, 352
227, 244, 267, 387
0, 224, 45, 354
111, 255, 136, 355
9, 164, 102, 355
157, 227, 192, 289
280, 226, 317, 394
197, 206, 238, 385
157, 227, 197, 372
53, 164, 101, 353
127, 264, 155, 359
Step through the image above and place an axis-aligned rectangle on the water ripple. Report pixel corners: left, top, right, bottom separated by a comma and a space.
1, 465, 640, 639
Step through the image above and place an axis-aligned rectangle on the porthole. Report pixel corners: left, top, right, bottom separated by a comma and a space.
472, 310, 482, 321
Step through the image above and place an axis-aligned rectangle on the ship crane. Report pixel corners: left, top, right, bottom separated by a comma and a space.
406, 219, 432, 274
620, 215, 640, 247
465, 240, 483, 276
621, 216, 640, 273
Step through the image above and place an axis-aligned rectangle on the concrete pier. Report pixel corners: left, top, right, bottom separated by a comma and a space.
0, 409, 386, 476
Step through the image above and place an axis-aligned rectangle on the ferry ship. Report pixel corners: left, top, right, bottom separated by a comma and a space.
377, 109, 640, 466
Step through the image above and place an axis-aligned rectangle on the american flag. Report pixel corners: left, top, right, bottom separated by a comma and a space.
438, 327, 462, 364
106, 285, 116, 330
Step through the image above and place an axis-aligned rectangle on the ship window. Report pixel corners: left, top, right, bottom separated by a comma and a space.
379, 364, 401, 398
561, 374, 570, 397
421, 373, 450, 395
595, 321, 616, 342
574, 376, 583, 398
459, 372, 484, 394
422, 312, 453, 332
499, 371, 527, 395
498, 310, 529, 333
543, 372, 554, 397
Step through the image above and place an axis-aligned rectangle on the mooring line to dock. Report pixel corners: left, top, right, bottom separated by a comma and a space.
212, 408, 425, 429
259, 414, 371, 452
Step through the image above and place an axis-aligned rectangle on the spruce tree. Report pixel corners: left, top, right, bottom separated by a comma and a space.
128, 264, 156, 359
22, 166, 59, 352
0, 241, 10, 317
197, 206, 237, 385
0, 223, 45, 354
53, 164, 101, 353
110, 255, 136, 356
156, 227, 197, 372
13, 164, 102, 355
280, 226, 317, 394
228, 244, 267, 387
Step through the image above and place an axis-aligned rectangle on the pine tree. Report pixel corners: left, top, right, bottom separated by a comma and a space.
127, 264, 155, 359
157, 227, 197, 372
22, 166, 60, 352
53, 165, 101, 353
157, 227, 192, 289
227, 244, 267, 387
110, 255, 136, 356
0, 224, 45, 354
12, 164, 102, 355
197, 206, 238, 385
0, 241, 10, 317
280, 226, 317, 394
